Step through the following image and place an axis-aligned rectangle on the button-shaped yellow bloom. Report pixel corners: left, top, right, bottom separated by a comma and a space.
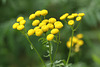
41, 9, 48, 16
54, 21, 63, 29
35, 10, 41, 16
76, 16, 82, 21
51, 29, 59, 34
17, 25, 24, 30
27, 29, 35, 36
12, 23, 19, 29
39, 22, 46, 27
67, 15, 74, 19
47, 23, 54, 29
17, 17, 24, 22
49, 18, 56, 23
41, 19, 49, 24
60, 13, 69, 20
72, 13, 78, 17
47, 34, 54, 41
66, 41, 74, 48
32, 20, 40, 26
69, 36, 78, 43
34, 26, 40, 32
78, 13, 85, 17
74, 47, 79, 52
68, 20, 74, 25
41, 25, 49, 32
29, 14, 36, 20
76, 34, 83, 39
77, 40, 84, 46
35, 29, 43, 36
20, 20, 26, 25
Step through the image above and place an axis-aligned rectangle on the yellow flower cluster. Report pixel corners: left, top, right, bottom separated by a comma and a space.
12, 16, 26, 30
60, 13, 85, 25
66, 33, 84, 52
27, 10, 63, 41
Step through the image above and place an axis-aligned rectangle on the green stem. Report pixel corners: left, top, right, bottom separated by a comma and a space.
74, 22, 81, 31
49, 41, 53, 67
22, 32, 46, 67
53, 44, 58, 62
66, 27, 74, 64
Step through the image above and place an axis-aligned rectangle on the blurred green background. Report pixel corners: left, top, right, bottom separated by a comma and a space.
0, 0, 100, 67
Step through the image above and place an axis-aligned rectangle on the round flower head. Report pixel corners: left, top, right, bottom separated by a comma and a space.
17, 17, 24, 22
47, 34, 54, 41
34, 26, 40, 32
20, 20, 26, 25
67, 15, 74, 19
42, 19, 49, 24
35, 29, 43, 36
76, 16, 82, 21
17, 25, 24, 30
66, 41, 74, 48
72, 13, 78, 17
27, 29, 35, 36
60, 13, 69, 20
32, 20, 40, 26
51, 28, 59, 34
39, 22, 46, 27
47, 23, 54, 29
69, 36, 78, 43
29, 14, 36, 20
35, 10, 41, 16
68, 20, 74, 25
41, 25, 49, 32
77, 40, 84, 46
78, 13, 85, 17
54, 21, 63, 29
76, 34, 83, 39
12, 23, 19, 29
74, 47, 79, 52
41, 9, 48, 16
49, 18, 56, 23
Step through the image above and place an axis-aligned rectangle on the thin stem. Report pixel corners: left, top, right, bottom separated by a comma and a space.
74, 22, 81, 31
53, 44, 58, 62
22, 31, 46, 67
66, 27, 74, 64
49, 41, 53, 67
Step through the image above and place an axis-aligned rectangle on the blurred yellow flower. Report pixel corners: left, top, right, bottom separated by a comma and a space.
72, 13, 78, 17
12, 23, 19, 29
41, 9, 48, 16
17, 25, 24, 30
54, 21, 63, 29
39, 22, 46, 27
27, 29, 35, 36
47, 34, 54, 41
29, 14, 36, 20
34, 26, 40, 32
76, 34, 83, 39
51, 28, 59, 34
41, 25, 49, 32
67, 15, 74, 19
68, 20, 74, 25
17, 17, 24, 22
35, 10, 41, 16
32, 20, 40, 26
49, 18, 56, 23
66, 41, 74, 48
20, 20, 26, 25
78, 13, 85, 17
41, 19, 49, 24
35, 29, 43, 36
76, 16, 82, 21
69, 36, 78, 43
60, 13, 69, 20
47, 23, 54, 29
77, 40, 84, 46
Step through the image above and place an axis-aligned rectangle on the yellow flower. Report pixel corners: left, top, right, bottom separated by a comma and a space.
12, 23, 19, 29
72, 13, 78, 17
68, 20, 74, 25
54, 21, 63, 29
49, 18, 56, 23
51, 28, 59, 34
77, 40, 84, 46
39, 22, 46, 27
41, 19, 49, 24
76, 34, 83, 39
27, 29, 35, 36
34, 26, 40, 32
78, 13, 85, 16
67, 15, 74, 19
69, 36, 78, 43
47, 34, 54, 41
20, 20, 26, 25
35, 10, 41, 16
29, 14, 36, 20
32, 20, 40, 26
66, 41, 74, 48
74, 47, 80, 52
47, 23, 54, 29
17, 25, 24, 30
41, 9, 48, 16
76, 16, 82, 21
35, 29, 43, 36
17, 17, 24, 22
60, 13, 69, 20
41, 25, 49, 32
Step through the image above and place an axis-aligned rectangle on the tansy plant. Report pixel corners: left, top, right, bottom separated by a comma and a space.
12, 9, 85, 67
